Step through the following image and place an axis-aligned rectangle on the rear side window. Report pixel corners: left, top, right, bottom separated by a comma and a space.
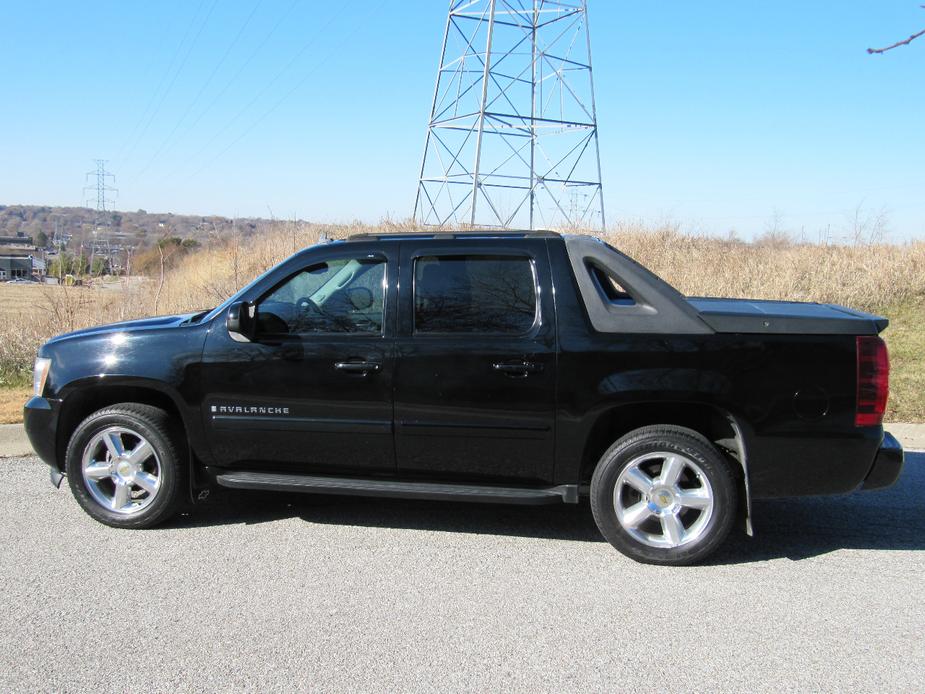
588, 262, 636, 306
414, 255, 537, 334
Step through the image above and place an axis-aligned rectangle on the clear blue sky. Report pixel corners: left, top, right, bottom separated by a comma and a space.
2, 1, 923, 240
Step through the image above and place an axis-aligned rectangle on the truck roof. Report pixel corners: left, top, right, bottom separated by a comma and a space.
346, 229, 561, 242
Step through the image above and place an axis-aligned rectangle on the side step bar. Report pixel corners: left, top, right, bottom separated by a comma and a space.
215, 471, 579, 505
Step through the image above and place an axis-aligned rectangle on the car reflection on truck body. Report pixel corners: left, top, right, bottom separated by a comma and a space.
23, 231, 904, 565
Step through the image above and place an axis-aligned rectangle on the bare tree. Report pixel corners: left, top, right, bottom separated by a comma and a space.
152, 235, 182, 315
845, 202, 890, 245
868, 5, 925, 54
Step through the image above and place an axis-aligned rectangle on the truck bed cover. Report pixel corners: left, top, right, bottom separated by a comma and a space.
688, 297, 888, 335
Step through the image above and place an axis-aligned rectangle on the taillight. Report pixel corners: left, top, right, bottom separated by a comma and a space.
855, 336, 889, 427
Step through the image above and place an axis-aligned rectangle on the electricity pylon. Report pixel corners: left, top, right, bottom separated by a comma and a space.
85, 159, 117, 220
414, 0, 605, 230
84, 159, 117, 274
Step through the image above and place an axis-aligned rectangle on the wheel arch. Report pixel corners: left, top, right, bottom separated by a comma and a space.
578, 402, 753, 534
56, 380, 195, 474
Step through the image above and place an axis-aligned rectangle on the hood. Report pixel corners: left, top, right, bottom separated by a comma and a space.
45, 313, 201, 345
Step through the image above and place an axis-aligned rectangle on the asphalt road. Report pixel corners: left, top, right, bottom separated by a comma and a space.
1, 453, 923, 693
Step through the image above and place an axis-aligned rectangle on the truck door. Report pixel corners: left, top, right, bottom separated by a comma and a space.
199, 243, 397, 474
393, 239, 557, 484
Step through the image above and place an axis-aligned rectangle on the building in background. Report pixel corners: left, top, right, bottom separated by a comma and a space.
0, 233, 35, 248
0, 255, 41, 280
0, 232, 45, 280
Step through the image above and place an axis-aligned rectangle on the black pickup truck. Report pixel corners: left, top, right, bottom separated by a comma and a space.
24, 231, 904, 565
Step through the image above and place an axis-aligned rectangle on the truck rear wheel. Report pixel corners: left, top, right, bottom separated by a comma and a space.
65, 403, 186, 529
590, 425, 737, 565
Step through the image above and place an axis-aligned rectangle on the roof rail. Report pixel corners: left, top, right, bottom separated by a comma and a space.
346, 229, 561, 242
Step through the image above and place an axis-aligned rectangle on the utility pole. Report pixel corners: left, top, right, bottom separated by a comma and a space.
49, 212, 66, 278
84, 159, 117, 277
414, 0, 605, 230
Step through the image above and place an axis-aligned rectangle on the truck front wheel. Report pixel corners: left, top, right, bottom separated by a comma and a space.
590, 425, 737, 565
65, 403, 187, 529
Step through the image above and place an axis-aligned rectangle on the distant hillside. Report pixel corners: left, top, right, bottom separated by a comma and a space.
0, 204, 287, 252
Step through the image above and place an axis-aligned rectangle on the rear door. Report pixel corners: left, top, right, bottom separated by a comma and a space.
393, 239, 557, 484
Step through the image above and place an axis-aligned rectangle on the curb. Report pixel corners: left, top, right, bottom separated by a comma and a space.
0, 423, 34, 458
885, 423, 925, 451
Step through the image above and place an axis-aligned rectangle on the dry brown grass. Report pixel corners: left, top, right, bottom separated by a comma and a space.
880, 299, 925, 422
603, 223, 925, 312
0, 386, 31, 424
0, 220, 922, 421
117, 219, 925, 317
0, 280, 149, 387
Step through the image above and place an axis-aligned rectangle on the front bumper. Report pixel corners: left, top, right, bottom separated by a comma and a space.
861, 431, 904, 490
23, 396, 61, 471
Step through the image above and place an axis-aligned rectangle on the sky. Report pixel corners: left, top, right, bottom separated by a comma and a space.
1, 1, 923, 241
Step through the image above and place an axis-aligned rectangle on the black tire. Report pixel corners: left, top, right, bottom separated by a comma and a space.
65, 403, 187, 529
590, 425, 737, 566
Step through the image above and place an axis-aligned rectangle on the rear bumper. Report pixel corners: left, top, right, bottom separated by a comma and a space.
861, 431, 904, 490
23, 396, 61, 472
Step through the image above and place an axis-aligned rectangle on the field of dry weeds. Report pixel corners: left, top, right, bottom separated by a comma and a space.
1, 221, 922, 422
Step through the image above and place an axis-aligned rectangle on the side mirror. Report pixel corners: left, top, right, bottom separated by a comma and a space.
226, 301, 255, 341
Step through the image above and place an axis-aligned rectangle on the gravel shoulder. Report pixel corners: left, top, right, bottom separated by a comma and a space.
0, 453, 923, 693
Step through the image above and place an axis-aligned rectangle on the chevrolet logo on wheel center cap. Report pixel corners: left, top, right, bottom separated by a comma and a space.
654, 489, 674, 508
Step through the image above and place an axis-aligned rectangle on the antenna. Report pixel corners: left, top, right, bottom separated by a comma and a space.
414, 0, 605, 230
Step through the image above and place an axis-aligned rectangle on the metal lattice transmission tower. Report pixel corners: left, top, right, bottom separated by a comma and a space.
84, 159, 118, 226
84, 159, 118, 269
414, 0, 605, 230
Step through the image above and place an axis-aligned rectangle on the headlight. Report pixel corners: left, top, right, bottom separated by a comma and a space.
33, 357, 51, 397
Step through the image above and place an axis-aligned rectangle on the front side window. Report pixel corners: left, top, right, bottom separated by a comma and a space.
414, 255, 537, 334
256, 256, 385, 335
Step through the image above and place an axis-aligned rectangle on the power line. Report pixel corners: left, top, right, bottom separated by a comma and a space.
116, 10, 183, 156
125, 0, 266, 183
153, 0, 302, 165
118, 0, 220, 167
181, 0, 388, 183
172, 2, 352, 180
114, 0, 208, 165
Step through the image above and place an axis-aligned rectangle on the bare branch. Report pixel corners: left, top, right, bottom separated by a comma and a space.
868, 6, 925, 54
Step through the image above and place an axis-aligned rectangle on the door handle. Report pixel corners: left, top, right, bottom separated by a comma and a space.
491, 361, 543, 377
334, 361, 381, 374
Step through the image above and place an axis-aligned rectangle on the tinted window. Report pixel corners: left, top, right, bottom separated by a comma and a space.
257, 257, 385, 335
414, 255, 537, 334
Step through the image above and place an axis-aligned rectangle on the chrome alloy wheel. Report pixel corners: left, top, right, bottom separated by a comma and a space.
81, 427, 162, 515
613, 452, 714, 549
